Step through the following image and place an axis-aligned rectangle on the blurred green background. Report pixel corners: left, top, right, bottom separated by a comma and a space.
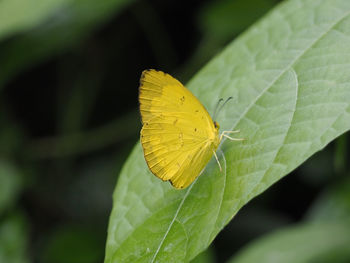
0, 0, 349, 262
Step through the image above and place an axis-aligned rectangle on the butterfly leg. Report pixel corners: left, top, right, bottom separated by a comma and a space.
222, 130, 240, 134
213, 150, 222, 172
222, 134, 245, 141
220, 130, 244, 141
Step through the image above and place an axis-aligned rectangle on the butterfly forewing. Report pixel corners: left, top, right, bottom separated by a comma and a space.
139, 70, 220, 189
140, 70, 212, 125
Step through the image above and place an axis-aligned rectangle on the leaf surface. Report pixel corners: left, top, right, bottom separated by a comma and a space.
105, 0, 350, 261
228, 222, 350, 263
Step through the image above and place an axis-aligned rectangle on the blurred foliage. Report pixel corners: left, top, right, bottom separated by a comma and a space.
0, 0, 68, 40
180, 0, 277, 81
0, 161, 22, 214
199, 0, 277, 41
190, 248, 215, 263
0, 0, 135, 88
0, 0, 349, 262
228, 222, 350, 263
306, 176, 350, 222
0, 212, 29, 263
1, 0, 138, 262
334, 134, 348, 175
228, 174, 350, 263
40, 225, 104, 263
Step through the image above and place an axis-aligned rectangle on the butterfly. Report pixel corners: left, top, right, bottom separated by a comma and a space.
139, 69, 242, 189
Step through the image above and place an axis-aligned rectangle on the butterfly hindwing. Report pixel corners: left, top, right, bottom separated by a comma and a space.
141, 113, 216, 188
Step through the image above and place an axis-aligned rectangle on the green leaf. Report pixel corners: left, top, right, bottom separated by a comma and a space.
0, 0, 68, 41
105, 0, 350, 261
227, 222, 350, 263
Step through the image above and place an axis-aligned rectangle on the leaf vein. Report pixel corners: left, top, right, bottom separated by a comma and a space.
226, 10, 350, 135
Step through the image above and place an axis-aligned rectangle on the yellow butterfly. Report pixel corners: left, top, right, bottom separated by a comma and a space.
139, 69, 242, 189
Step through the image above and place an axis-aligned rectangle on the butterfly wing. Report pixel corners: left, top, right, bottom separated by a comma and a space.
139, 70, 213, 125
141, 113, 216, 188
139, 70, 220, 188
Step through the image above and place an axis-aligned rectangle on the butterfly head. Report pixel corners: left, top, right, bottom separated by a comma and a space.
214, 121, 220, 130
212, 121, 221, 148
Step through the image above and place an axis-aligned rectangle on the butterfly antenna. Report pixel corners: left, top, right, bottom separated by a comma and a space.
212, 98, 224, 120
217, 96, 233, 116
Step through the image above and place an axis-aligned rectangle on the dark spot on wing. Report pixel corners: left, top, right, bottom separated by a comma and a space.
180, 96, 185, 104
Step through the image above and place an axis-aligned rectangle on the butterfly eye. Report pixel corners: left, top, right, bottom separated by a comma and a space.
214, 121, 220, 129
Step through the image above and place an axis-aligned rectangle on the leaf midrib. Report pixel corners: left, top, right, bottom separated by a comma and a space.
150, 180, 194, 263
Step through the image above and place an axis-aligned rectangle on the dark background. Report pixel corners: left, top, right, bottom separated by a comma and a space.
0, 0, 349, 262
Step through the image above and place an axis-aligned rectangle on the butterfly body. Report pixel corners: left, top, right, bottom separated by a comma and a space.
139, 70, 221, 189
